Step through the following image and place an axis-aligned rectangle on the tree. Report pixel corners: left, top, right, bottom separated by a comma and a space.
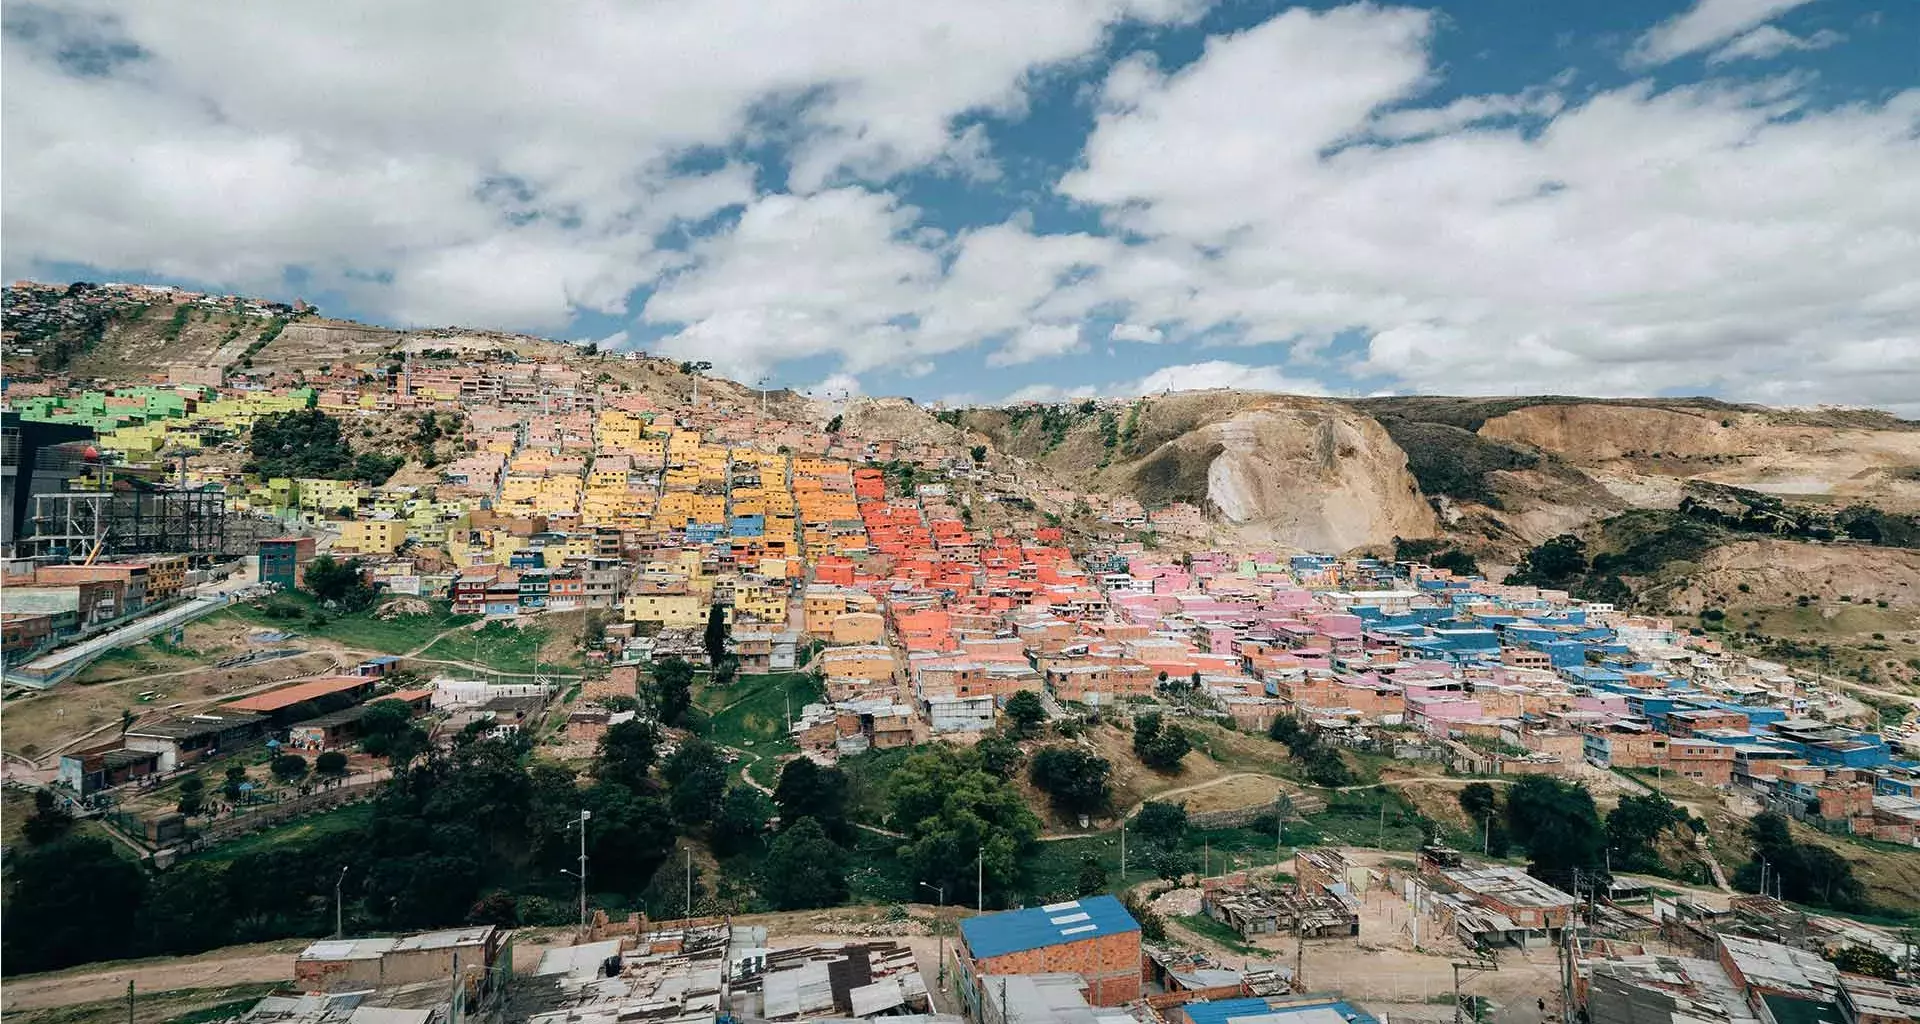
1, 835, 150, 973
178, 774, 207, 816
272, 753, 309, 783
1606, 792, 1688, 872
661, 738, 729, 827
974, 731, 1024, 779
223, 763, 249, 801
970, 445, 988, 464
703, 603, 730, 668
1457, 782, 1499, 822
304, 555, 374, 610
888, 746, 1040, 909
1734, 812, 1868, 911
650, 657, 695, 725
761, 817, 850, 910
1505, 534, 1589, 587
1120, 890, 1166, 942
248, 408, 355, 479
597, 718, 661, 791
1152, 846, 1198, 882
1268, 715, 1309, 752
1004, 690, 1047, 736
1504, 775, 1605, 880
713, 785, 775, 856
773, 758, 851, 841
1302, 747, 1352, 787
466, 890, 519, 927
1131, 801, 1188, 849
315, 751, 350, 778
1076, 854, 1109, 896
1132, 713, 1190, 772
361, 699, 426, 766
21, 789, 74, 845
825, 414, 843, 433
640, 853, 708, 920
1827, 945, 1898, 980
1029, 745, 1111, 815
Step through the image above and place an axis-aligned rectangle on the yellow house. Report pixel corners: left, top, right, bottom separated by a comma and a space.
819, 645, 896, 682
733, 581, 789, 625
337, 518, 407, 554
623, 592, 703, 627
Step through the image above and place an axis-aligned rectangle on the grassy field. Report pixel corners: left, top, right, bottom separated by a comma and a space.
701, 671, 824, 753
182, 802, 375, 865
1174, 912, 1261, 954
415, 618, 579, 674
219, 593, 475, 655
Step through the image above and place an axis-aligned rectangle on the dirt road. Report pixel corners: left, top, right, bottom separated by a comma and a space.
0, 943, 299, 1012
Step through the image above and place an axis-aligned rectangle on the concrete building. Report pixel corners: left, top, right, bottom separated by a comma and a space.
294, 926, 502, 990
957, 895, 1141, 1007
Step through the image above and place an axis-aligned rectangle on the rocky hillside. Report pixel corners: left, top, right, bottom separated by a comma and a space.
955, 392, 1439, 552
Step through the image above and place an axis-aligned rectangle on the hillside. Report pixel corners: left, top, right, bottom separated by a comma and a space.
957, 392, 1440, 552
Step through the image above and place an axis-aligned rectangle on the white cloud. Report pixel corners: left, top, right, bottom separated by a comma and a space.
1707, 25, 1843, 64
804, 372, 864, 402
1110, 322, 1164, 343
1123, 361, 1330, 396
1004, 383, 1098, 404
0, 0, 1196, 327
1044, 4, 1920, 416
1628, 0, 1817, 68
988, 323, 1086, 366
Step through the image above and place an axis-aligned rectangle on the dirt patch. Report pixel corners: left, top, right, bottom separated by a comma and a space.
0, 941, 301, 1012
375, 597, 436, 620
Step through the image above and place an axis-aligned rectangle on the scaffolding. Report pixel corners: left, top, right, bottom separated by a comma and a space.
29, 486, 227, 562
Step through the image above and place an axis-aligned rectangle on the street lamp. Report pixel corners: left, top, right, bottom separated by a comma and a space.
920, 882, 947, 986
334, 865, 350, 938
563, 808, 591, 930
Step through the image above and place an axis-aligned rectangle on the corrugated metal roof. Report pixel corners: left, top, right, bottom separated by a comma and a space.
959, 895, 1138, 960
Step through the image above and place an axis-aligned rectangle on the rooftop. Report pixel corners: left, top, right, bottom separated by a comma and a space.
959, 895, 1139, 960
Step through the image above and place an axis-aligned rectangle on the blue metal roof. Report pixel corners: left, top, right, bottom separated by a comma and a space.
959, 894, 1138, 959
1184, 999, 1380, 1024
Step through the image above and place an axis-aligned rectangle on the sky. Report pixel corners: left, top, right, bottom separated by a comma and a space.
4, 0, 1917, 413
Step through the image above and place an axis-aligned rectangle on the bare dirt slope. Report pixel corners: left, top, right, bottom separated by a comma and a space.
1481, 403, 1920, 510
1187, 400, 1439, 551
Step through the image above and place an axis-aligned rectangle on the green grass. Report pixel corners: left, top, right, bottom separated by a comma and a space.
416, 620, 560, 674
701, 671, 823, 752
1175, 913, 1261, 954
222, 592, 475, 655
184, 801, 375, 864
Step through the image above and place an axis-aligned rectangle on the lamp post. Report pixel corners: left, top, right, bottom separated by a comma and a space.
334, 865, 350, 938
563, 808, 591, 929
920, 882, 947, 986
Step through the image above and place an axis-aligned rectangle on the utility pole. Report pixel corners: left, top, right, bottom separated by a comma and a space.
1293, 937, 1306, 993
1119, 820, 1126, 881
334, 865, 350, 937
978, 847, 985, 913
127, 980, 135, 1024
1378, 803, 1387, 850
563, 809, 591, 930
1482, 813, 1491, 857
920, 882, 947, 987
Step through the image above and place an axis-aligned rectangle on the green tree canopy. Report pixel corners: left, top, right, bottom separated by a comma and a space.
1131, 800, 1188, 849
662, 738, 729, 827
650, 657, 695, 725
596, 718, 661, 791
773, 757, 852, 842
761, 817, 850, 910
713, 785, 775, 856
2, 835, 149, 973
1132, 713, 1191, 772
888, 745, 1039, 910
1004, 690, 1047, 736
1504, 775, 1605, 880
1029, 745, 1111, 815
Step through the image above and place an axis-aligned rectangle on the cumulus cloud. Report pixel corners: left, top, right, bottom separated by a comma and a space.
1004, 383, 1098, 404
1628, 0, 1817, 68
1707, 25, 1843, 64
0, 0, 1194, 327
1123, 361, 1331, 396
988, 323, 1086, 366
1109, 323, 1165, 343
1045, 3, 1920, 415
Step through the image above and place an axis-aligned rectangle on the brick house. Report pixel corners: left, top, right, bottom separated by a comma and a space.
957, 895, 1142, 1007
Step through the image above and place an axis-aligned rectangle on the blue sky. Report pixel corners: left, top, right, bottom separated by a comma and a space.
4, 1, 1917, 412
